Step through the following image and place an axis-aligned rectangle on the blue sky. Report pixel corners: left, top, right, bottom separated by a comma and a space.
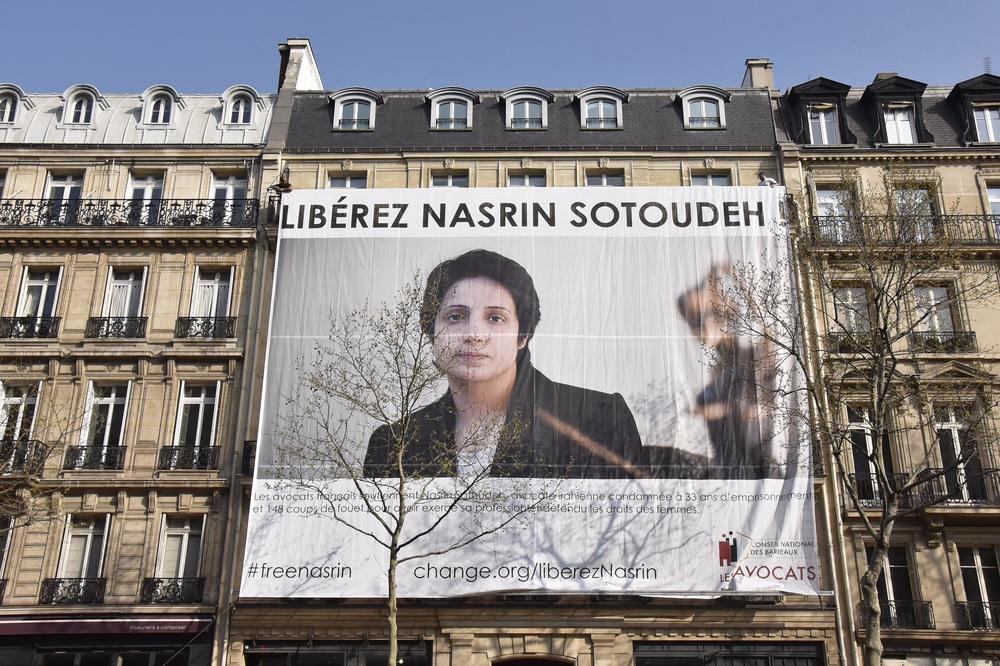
3, 0, 998, 93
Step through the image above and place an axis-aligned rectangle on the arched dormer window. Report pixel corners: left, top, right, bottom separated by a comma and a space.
140, 85, 183, 127
677, 86, 731, 130
426, 88, 479, 130
60, 85, 104, 126
0, 94, 16, 124
221, 85, 261, 126
575, 86, 629, 129
501, 87, 553, 130
329, 88, 384, 131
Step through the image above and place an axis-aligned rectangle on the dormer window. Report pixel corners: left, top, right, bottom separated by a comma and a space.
69, 93, 94, 124
884, 104, 915, 144
576, 87, 628, 130
974, 105, 1000, 143
220, 85, 260, 127
512, 100, 542, 128
149, 95, 172, 124
677, 86, 730, 130
426, 88, 478, 130
501, 87, 552, 130
808, 103, 841, 145
0, 94, 16, 123
140, 85, 181, 128
229, 95, 252, 124
330, 89, 383, 131
435, 100, 467, 129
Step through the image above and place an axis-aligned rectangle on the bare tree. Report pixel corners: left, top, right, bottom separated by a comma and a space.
271, 277, 560, 666
707, 167, 1000, 666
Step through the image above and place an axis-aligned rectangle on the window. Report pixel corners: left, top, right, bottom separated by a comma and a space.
935, 406, 985, 502
1, 383, 39, 447
814, 187, 854, 242
17, 268, 60, 318
913, 286, 955, 333
148, 94, 172, 124
511, 99, 543, 129
989, 185, 1000, 215
832, 286, 870, 336
68, 94, 93, 124
808, 104, 841, 145
435, 100, 468, 129
59, 515, 109, 579
585, 98, 618, 128
0, 517, 10, 578
158, 516, 203, 578
229, 95, 252, 124
586, 171, 624, 187
174, 383, 219, 450
340, 100, 371, 130
688, 98, 721, 128
78, 383, 130, 466
0, 171, 5, 199
894, 187, 938, 241
329, 174, 367, 189
884, 105, 915, 144
104, 267, 146, 320
974, 106, 1000, 142
959, 547, 1000, 629
128, 174, 164, 224
508, 172, 546, 187
431, 173, 468, 188
46, 173, 84, 224
192, 267, 233, 318
866, 546, 917, 627
691, 173, 731, 187
0, 94, 15, 123
212, 175, 249, 224
848, 406, 895, 503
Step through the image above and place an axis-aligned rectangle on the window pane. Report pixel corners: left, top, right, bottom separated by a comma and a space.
163, 533, 184, 576
184, 532, 201, 577
356, 102, 370, 121
527, 100, 542, 119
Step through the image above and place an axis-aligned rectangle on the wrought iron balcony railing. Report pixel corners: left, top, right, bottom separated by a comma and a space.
909, 330, 977, 353
139, 577, 204, 604
241, 441, 256, 475
688, 116, 722, 128
339, 119, 370, 130
825, 330, 879, 354
847, 473, 917, 510
879, 600, 935, 629
0, 198, 258, 228
0, 316, 60, 338
511, 118, 543, 129
586, 118, 618, 128
64, 445, 126, 471
40, 577, 106, 604
85, 316, 148, 338
435, 118, 468, 129
157, 446, 220, 470
920, 468, 1000, 505
956, 601, 1000, 630
0, 439, 46, 476
174, 316, 236, 339
811, 214, 1000, 246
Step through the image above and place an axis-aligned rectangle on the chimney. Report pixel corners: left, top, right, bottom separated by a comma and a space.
873, 72, 898, 82
277, 38, 324, 92
742, 58, 774, 89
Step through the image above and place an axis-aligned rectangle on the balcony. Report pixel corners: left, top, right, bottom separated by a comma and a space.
811, 214, 1000, 246
880, 600, 935, 629
64, 446, 126, 471
0, 198, 258, 228
85, 316, 148, 339
40, 577, 106, 604
241, 441, 256, 475
920, 468, 1000, 505
847, 473, 917, 510
174, 316, 236, 339
825, 330, 879, 354
0, 439, 46, 476
139, 577, 204, 604
956, 601, 1000, 630
909, 330, 977, 353
0, 316, 60, 338
157, 446, 219, 470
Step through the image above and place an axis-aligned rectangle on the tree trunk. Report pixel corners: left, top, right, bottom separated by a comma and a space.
388, 549, 399, 666
859, 562, 883, 666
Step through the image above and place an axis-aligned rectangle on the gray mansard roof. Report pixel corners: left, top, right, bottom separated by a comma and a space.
284, 88, 777, 153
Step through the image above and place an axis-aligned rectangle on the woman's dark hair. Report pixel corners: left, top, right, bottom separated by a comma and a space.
421, 249, 541, 350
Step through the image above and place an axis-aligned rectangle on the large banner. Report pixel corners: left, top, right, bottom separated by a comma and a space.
241, 186, 819, 597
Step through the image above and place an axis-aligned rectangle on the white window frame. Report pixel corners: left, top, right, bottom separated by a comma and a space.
101, 266, 148, 319
16, 266, 63, 318
677, 86, 730, 130
988, 185, 1000, 216
508, 172, 546, 187
190, 266, 234, 318
0, 380, 42, 446
961, 547, 999, 606
57, 514, 110, 578
808, 104, 841, 145
432, 99, 471, 130
848, 407, 880, 480
973, 105, 1000, 143
328, 174, 367, 189
691, 172, 732, 187
583, 97, 619, 129
128, 173, 164, 224
172, 381, 221, 450
913, 285, 955, 333
228, 95, 253, 125
67, 93, 94, 125
586, 171, 625, 187
686, 97, 722, 129
0, 517, 11, 578
0, 94, 16, 124
884, 104, 916, 144
431, 173, 469, 188
45, 173, 84, 201
147, 94, 173, 125
833, 286, 871, 333
77, 381, 132, 452
335, 98, 373, 130
934, 405, 977, 502
507, 97, 546, 129
156, 515, 205, 578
